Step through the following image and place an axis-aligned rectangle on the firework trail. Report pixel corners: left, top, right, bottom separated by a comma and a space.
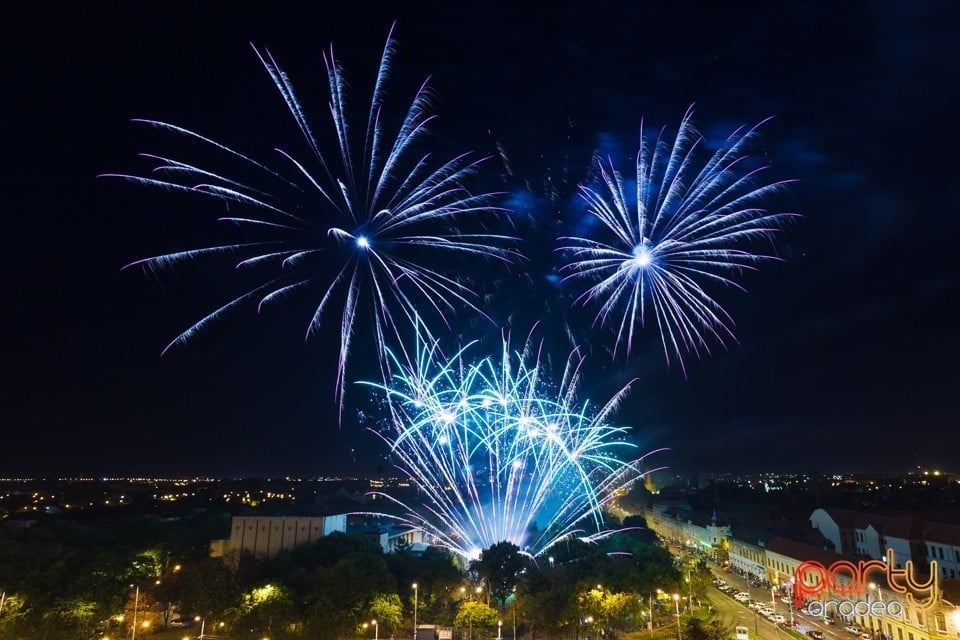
361, 324, 666, 560
104, 24, 517, 416
559, 106, 798, 374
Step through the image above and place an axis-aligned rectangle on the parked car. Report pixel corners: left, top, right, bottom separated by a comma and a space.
860, 634, 872, 640
771, 615, 786, 625
844, 626, 861, 635
760, 607, 775, 617
806, 630, 825, 639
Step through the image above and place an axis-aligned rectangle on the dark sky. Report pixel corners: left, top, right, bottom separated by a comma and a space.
5, 1, 959, 478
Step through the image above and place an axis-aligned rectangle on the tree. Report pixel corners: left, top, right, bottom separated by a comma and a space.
684, 617, 730, 640
688, 560, 713, 602
454, 601, 499, 640
472, 542, 526, 607
176, 557, 241, 622
370, 593, 404, 634
410, 547, 463, 624
601, 592, 643, 632
232, 583, 297, 640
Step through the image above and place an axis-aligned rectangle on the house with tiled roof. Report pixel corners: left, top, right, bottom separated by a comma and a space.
810, 508, 859, 555
763, 536, 850, 589
728, 528, 775, 579
923, 522, 960, 580
881, 515, 927, 569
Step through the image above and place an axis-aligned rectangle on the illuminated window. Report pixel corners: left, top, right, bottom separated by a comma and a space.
934, 612, 946, 633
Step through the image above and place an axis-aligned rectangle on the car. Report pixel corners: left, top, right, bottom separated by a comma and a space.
749, 601, 764, 610
860, 634, 872, 640
844, 626, 861, 635
735, 592, 750, 601
760, 607, 775, 617
771, 615, 786, 625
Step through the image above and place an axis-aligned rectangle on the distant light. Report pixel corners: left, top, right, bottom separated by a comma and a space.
356, 235, 370, 249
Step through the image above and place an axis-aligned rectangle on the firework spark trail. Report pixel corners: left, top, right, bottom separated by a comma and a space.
559, 106, 799, 374
103, 25, 518, 417
361, 325, 666, 560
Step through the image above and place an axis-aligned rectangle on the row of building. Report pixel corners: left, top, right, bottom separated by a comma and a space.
208, 514, 428, 559
643, 504, 960, 640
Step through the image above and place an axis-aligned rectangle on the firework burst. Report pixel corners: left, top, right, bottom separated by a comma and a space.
361, 325, 665, 560
559, 106, 798, 374
104, 24, 517, 415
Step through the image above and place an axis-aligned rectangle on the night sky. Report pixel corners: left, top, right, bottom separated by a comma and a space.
5, 1, 959, 478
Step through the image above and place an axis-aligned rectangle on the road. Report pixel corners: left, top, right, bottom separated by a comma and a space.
682, 553, 859, 640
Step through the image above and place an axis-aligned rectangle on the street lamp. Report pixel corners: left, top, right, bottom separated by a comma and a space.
673, 593, 682, 640
131, 585, 140, 640
412, 583, 418, 640
195, 616, 205, 639
649, 590, 662, 635
498, 620, 502, 640
868, 583, 883, 632
373, 619, 379, 640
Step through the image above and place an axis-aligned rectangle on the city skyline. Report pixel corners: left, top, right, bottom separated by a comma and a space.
4, 2, 959, 478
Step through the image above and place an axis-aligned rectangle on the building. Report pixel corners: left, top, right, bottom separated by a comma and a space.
644, 503, 731, 560
810, 508, 859, 555
212, 514, 347, 559
728, 529, 773, 580
923, 523, 960, 580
